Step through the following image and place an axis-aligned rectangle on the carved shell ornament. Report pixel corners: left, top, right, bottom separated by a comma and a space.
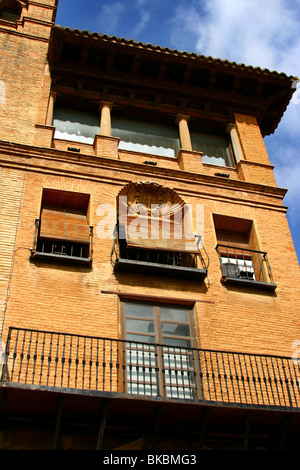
117, 182, 185, 219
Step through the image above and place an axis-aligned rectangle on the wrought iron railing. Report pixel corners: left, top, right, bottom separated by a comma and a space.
1, 328, 300, 409
30, 218, 93, 265
112, 224, 209, 275
216, 244, 276, 288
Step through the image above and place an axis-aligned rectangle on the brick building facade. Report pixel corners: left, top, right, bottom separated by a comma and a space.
0, 0, 300, 450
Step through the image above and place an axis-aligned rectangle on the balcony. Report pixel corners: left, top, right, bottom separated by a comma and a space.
2, 327, 299, 409
30, 218, 93, 266
2, 327, 300, 450
216, 244, 277, 290
112, 226, 209, 281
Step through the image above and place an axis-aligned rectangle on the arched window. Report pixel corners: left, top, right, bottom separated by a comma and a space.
0, 0, 23, 21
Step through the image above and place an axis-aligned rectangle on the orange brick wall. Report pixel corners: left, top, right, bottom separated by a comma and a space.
0, 143, 299, 360
0, 165, 26, 337
0, 1, 55, 146
235, 113, 272, 166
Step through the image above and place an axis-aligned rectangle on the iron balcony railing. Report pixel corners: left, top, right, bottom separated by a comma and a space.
30, 218, 93, 266
1, 327, 300, 409
216, 244, 276, 290
112, 224, 209, 281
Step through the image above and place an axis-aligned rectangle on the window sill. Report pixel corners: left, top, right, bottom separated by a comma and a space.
221, 276, 277, 291
114, 257, 207, 281
30, 251, 92, 267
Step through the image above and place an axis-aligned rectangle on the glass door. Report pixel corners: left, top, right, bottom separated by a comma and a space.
124, 302, 158, 396
160, 306, 196, 399
123, 301, 198, 399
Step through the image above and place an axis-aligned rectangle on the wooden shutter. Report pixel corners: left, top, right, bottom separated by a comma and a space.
216, 229, 251, 259
39, 206, 90, 244
121, 214, 199, 253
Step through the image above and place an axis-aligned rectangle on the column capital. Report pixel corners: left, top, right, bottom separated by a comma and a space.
99, 100, 114, 111
226, 123, 236, 133
175, 114, 190, 125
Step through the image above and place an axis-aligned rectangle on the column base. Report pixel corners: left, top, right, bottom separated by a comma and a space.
177, 149, 203, 173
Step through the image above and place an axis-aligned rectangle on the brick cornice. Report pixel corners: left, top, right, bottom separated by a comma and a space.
0, 140, 288, 207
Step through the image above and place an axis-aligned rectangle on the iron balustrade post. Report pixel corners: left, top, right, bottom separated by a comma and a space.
39, 331, 46, 386
109, 339, 113, 392
32, 331, 39, 385
67, 334, 73, 389
220, 352, 230, 402
264, 252, 274, 284
286, 357, 298, 406
1, 327, 12, 383
215, 351, 224, 402
248, 354, 259, 404
24, 329, 33, 384
115, 339, 119, 393
227, 353, 236, 403
264, 356, 275, 405
281, 358, 293, 407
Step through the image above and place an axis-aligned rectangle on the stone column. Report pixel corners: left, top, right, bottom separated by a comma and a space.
99, 101, 113, 136
176, 114, 192, 151
227, 123, 244, 163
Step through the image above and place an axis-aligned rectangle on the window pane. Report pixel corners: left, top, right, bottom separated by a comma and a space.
163, 337, 192, 348
126, 318, 155, 334
190, 130, 232, 167
160, 307, 189, 322
162, 322, 190, 337
53, 107, 100, 144
126, 333, 156, 344
112, 116, 180, 158
125, 303, 154, 319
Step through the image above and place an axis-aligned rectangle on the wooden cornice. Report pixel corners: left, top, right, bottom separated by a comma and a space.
48, 26, 298, 136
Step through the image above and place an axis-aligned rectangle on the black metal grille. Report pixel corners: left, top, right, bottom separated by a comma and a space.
112, 225, 209, 278
30, 218, 93, 265
216, 244, 276, 287
2, 327, 300, 409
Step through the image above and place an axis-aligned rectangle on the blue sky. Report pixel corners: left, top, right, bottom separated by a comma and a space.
55, 0, 300, 263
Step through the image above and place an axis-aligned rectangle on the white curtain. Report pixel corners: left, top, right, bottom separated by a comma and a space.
190, 130, 233, 167
53, 107, 100, 144
112, 116, 180, 158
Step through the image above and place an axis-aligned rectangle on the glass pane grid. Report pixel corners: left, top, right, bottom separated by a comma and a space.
124, 302, 195, 400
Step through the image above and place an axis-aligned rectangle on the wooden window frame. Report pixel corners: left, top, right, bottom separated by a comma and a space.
120, 300, 202, 399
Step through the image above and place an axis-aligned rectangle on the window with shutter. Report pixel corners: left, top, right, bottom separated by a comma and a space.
30, 189, 93, 266
214, 214, 276, 289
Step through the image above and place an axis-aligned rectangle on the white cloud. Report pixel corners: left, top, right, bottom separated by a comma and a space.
95, 0, 151, 38
96, 2, 125, 35
171, 0, 300, 73
133, 8, 150, 36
